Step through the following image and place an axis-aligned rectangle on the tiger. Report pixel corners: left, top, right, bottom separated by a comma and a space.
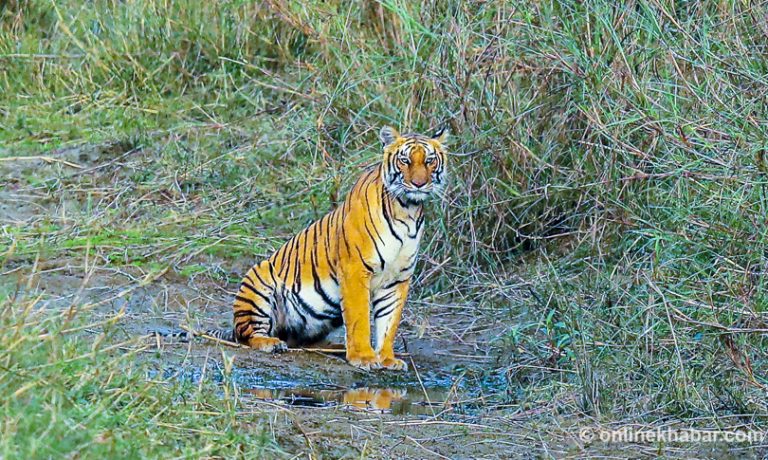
229, 125, 448, 370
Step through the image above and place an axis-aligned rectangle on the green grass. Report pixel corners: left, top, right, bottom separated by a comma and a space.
2, 0, 768, 456
0, 297, 280, 459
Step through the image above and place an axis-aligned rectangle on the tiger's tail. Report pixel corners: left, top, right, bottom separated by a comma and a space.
149, 327, 235, 344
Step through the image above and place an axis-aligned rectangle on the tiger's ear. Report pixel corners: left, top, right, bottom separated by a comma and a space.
431, 125, 449, 144
380, 126, 400, 146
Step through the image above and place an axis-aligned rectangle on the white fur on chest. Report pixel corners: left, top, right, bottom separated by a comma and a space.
371, 221, 423, 291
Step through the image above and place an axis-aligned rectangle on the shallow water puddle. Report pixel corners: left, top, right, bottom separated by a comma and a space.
151, 358, 464, 415
146, 334, 502, 416
242, 386, 453, 415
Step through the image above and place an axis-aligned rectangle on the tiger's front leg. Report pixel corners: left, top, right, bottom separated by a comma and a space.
339, 260, 378, 370
373, 279, 410, 371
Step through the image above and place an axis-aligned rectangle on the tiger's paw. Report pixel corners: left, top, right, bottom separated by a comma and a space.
378, 356, 408, 371
347, 354, 379, 371
246, 336, 287, 353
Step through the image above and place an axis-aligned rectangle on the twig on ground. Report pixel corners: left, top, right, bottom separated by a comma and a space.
0, 155, 83, 169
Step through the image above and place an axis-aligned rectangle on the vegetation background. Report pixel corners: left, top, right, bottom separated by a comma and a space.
1, 0, 767, 458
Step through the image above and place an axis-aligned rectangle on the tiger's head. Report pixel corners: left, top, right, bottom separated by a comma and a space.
380, 125, 449, 204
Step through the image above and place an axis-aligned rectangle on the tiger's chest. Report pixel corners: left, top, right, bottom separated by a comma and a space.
370, 215, 424, 291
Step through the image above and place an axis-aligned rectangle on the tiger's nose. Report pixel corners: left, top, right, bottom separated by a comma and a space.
411, 178, 427, 188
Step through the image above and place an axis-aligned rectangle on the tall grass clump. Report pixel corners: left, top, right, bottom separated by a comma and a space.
2, 0, 767, 424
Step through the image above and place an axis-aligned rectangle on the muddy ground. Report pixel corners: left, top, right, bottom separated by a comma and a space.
2, 146, 763, 459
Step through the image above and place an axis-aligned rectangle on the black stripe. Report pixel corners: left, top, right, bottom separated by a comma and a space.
362, 168, 377, 187
415, 212, 424, 233
295, 293, 338, 321
383, 278, 408, 290
281, 234, 299, 279
340, 225, 352, 255
397, 197, 414, 208
373, 291, 395, 307
388, 155, 399, 183
247, 320, 269, 334
401, 257, 417, 273
293, 230, 307, 292
406, 213, 421, 238
294, 257, 302, 293
301, 226, 311, 264
309, 222, 324, 285
363, 220, 386, 270
356, 247, 375, 273
322, 213, 339, 283
328, 270, 339, 286
380, 187, 403, 244
234, 294, 271, 318
235, 319, 268, 335
285, 297, 308, 326
235, 322, 249, 337
323, 213, 333, 259
240, 281, 271, 303
374, 301, 398, 319
234, 309, 268, 319
278, 243, 289, 278
339, 209, 352, 255
393, 213, 410, 229
312, 218, 320, 255
290, 234, 302, 275
363, 184, 386, 246
324, 224, 339, 282
311, 248, 341, 311
251, 268, 271, 290
276, 242, 289, 273
268, 261, 278, 284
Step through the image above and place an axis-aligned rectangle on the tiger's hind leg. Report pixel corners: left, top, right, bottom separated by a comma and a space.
233, 266, 288, 353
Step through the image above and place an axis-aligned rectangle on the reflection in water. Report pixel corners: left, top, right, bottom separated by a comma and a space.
244, 387, 449, 415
